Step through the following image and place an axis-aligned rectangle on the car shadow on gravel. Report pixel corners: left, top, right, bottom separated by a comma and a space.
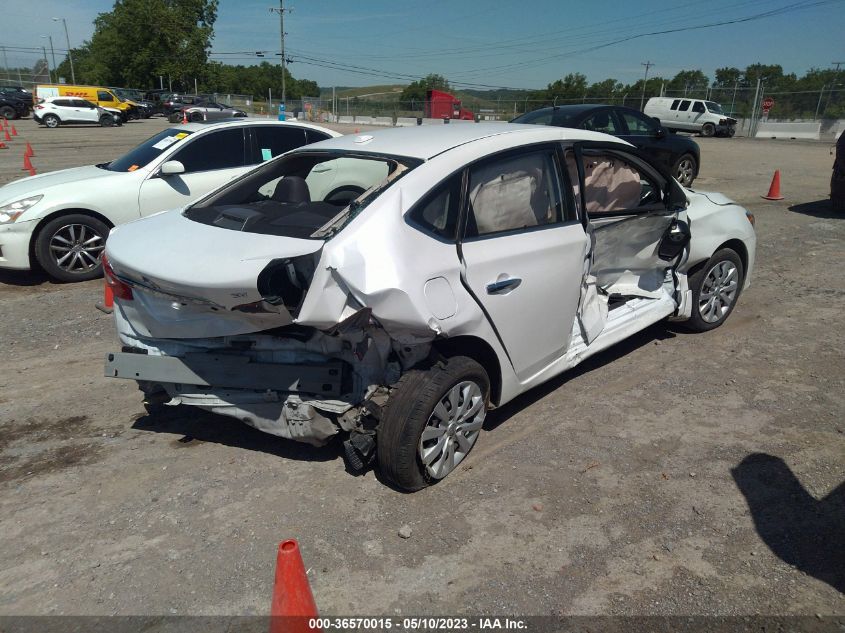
483, 322, 681, 433
731, 453, 844, 594
0, 267, 53, 287
788, 199, 841, 219
131, 407, 342, 463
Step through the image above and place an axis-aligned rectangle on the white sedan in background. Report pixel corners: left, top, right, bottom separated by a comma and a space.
0, 119, 339, 281
103, 124, 756, 491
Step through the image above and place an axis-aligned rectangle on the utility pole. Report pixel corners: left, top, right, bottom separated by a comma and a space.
639, 61, 653, 111
53, 17, 75, 84
42, 36, 56, 80
269, 0, 291, 108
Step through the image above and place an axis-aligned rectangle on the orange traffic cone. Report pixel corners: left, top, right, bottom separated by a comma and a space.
96, 282, 115, 314
762, 170, 784, 201
10, 124, 17, 136
28, 166, 36, 177
181, 110, 188, 124
22, 153, 34, 171
269, 540, 319, 633
3, 128, 10, 142
0, 141, 7, 150
25, 142, 34, 157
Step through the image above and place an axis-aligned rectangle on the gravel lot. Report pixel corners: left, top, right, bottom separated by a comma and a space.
0, 116, 842, 617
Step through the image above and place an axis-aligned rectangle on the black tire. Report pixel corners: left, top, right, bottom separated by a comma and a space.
0, 105, 15, 119
672, 153, 698, 187
377, 356, 489, 491
43, 114, 60, 128
684, 248, 745, 332
34, 214, 110, 282
190, 112, 203, 122
727, 127, 736, 138
99, 114, 114, 127
701, 122, 715, 137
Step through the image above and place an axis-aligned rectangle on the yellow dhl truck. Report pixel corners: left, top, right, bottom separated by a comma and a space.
35, 84, 140, 121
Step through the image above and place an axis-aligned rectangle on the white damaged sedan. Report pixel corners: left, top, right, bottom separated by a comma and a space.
103, 124, 756, 491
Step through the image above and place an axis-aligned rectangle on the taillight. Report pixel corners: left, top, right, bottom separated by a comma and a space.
35, 104, 44, 110
102, 254, 133, 300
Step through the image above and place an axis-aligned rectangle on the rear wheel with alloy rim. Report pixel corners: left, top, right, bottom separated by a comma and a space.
685, 248, 744, 331
43, 114, 60, 128
672, 153, 697, 187
701, 122, 715, 137
377, 356, 489, 491
34, 214, 110, 282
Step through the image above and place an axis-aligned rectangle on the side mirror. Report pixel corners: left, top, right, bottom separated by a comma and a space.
160, 160, 185, 176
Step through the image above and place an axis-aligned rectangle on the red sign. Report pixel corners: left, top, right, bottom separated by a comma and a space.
762, 97, 775, 113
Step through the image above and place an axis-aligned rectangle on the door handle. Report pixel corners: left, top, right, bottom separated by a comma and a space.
486, 277, 522, 294
311, 165, 332, 173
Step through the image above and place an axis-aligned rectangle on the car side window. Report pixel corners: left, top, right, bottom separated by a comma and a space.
581, 110, 619, 134
464, 150, 565, 238
670, 100, 680, 110
620, 111, 655, 136
53, 99, 70, 107
407, 175, 461, 241
97, 91, 112, 101
580, 152, 662, 216
678, 100, 691, 112
173, 128, 246, 173
250, 126, 306, 164
305, 130, 332, 144
692, 101, 706, 113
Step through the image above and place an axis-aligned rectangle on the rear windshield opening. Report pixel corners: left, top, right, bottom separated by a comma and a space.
184, 151, 417, 240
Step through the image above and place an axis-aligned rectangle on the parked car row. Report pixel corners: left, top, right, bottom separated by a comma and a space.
0, 116, 756, 490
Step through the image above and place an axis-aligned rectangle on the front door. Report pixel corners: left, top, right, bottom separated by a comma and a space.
616, 109, 674, 173
138, 127, 249, 216
570, 143, 681, 295
459, 146, 586, 381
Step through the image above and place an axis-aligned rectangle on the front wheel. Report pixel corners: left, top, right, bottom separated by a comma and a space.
701, 122, 715, 137
0, 105, 15, 119
377, 356, 489, 491
672, 153, 698, 187
684, 248, 745, 332
34, 214, 110, 282
43, 114, 60, 128
99, 114, 115, 127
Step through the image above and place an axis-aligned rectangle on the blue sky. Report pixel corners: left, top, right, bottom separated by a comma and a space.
3, 0, 843, 88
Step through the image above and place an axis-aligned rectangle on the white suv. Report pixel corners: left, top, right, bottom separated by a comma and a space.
33, 96, 120, 128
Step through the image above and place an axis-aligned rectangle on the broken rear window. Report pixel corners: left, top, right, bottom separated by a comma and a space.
185, 151, 419, 240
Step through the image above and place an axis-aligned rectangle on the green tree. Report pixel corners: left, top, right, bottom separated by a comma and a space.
56, 0, 218, 89
400, 73, 451, 107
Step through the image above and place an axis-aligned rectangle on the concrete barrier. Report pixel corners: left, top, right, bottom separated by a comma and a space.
338, 116, 353, 124
449, 118, 475, 124
420, 118, 445, 125
755, 121, 821, 140
354, 116, 373, 125
371, 116, 393, 126
395, 117, 418, 127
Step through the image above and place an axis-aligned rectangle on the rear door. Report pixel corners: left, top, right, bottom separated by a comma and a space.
137, 127, 249, 216
616, 109, 674, 172
459, 145, 587, 381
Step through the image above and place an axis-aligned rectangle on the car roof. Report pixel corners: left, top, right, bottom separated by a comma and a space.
297, 123, 622, 160
170, 118, 342, 138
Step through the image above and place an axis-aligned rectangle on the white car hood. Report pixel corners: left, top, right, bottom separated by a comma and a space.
106, 208, 324, 339
0, 165, 121, 206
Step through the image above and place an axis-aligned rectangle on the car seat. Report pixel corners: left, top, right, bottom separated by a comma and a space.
272, 176, 311, 203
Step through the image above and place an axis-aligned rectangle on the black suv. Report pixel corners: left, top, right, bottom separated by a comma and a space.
0, 88, 34, 120
512, 104, 702, 187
